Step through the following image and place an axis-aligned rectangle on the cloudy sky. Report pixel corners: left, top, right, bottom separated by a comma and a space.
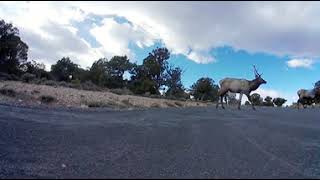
1, 1, 320, 105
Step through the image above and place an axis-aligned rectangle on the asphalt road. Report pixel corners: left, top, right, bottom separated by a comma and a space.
0, 104, 320, 178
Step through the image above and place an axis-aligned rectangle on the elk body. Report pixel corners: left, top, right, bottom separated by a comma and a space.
216, 66, 267, 110
297, 88, 320, 109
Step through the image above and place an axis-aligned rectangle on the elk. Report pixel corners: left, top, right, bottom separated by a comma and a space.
216, 65, 267, 110
297, 87, 320, 109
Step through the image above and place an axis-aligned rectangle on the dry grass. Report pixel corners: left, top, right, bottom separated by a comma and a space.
0, 81, 209, 109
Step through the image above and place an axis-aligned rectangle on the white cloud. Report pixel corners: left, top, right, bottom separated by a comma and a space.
69, 1, 320, 62
286, 58, 315, 69
2, 1, 320, 67
254, 88, 282, 99
89, 17, 156, 61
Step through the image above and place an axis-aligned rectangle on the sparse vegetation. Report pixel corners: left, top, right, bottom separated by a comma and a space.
21, 73, 36, 83
0, 88, 16, 97
121, 99, 133, 106
110, 88, 134, 95
40, 95, 56, 104
165, 102, 176, 107
86, 101, 117, 108
44, 80, 58, 86
31, 90, 40, 94
81, 81, 100, 91
174, 101, 184, 107
151, 103, 161, 108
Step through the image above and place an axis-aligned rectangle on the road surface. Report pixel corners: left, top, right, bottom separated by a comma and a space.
0, 104, 319, 178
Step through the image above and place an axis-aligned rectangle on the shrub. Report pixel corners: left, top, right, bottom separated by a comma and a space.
70, 79, 81, 89
40, 95, 56, 103
273, 97, 287, 107
0, 73, 20, 81
58, 81, 69, 88
121, 99, 133, 106
174, 101, 184, 107
43, 80, 58, 86
0, 88, 16, 97
165, 102, 176, 107
86, 101, 116, 108
0, 72, 12, 81
21, 73, 36, 83
81, 81, 100, 91
150, 103, 161, 108
110, 88, 134, 95
31, 90, 40, 94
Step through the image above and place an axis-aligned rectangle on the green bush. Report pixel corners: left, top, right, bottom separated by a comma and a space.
273, 97, 287, 107
21, 73, 36, 83
69, 79, 81, 89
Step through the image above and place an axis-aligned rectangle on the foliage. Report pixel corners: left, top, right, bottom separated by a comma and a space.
226, 93, 239, 105
130, 47, 170, 95
273, 97, 287, 107
21, 73, 36, 83
0, 88, 16, 97
250, 93, 263, 106
0, 19, 28, 75
190, 77, 219, 102
51, 57, 80, 82
262, 96, 274, 106
165, 66, 188, 99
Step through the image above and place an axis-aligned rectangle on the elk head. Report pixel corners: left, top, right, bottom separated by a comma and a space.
253, 65, 267, 84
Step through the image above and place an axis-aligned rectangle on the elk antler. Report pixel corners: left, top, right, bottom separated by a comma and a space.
253, 65, 261, 77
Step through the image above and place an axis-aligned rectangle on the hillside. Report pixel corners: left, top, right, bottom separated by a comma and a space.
0, 81, 209, 110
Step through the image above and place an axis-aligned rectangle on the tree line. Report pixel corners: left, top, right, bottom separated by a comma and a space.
1, 18, 311, 107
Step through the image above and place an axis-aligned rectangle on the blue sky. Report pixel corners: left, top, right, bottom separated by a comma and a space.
1, 1, 320, 105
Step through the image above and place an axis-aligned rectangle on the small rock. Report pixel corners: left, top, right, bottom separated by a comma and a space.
61, 164, 66, 168
18, 99, 23, 102
81, 104, 88, 108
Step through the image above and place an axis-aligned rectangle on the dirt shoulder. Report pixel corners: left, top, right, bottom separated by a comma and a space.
0, 81, 210, 110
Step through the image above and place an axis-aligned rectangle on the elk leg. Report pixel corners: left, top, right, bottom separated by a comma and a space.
221, 95, 225, 109
246, 93, 256, 110
224, 95, 228, 106
238, 93, 243, 110
216, 90, 226, 109
216, 96, 220, 109
216, 95, 223, 109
